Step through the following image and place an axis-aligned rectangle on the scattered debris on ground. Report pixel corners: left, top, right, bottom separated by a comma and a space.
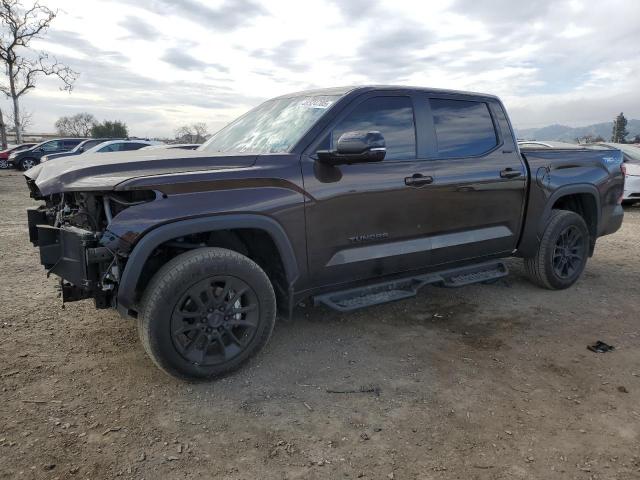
587, 340, 615, 353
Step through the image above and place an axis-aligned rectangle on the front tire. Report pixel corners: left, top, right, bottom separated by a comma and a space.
524, 210, 590, 290
138, 247, 276, 381
19, 158, 38, 171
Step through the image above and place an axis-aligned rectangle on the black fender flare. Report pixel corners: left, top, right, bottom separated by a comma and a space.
538, 184, 601, 236
116, 214, 299, 314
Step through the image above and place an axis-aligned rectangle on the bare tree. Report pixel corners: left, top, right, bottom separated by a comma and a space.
0, 1, 78, 143
8, 107, 31, 133
175, 122, 209, 143
0, 106, 7, 148
55, 112, 96, 137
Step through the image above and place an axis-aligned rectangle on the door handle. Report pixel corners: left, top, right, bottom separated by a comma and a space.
500, 168, 522, 179
404, 173, 434, 187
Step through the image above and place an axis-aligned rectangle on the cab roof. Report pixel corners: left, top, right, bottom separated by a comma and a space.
274, 85, 499, 101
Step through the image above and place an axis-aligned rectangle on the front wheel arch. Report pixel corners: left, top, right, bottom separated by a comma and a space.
117, 215, 300, 316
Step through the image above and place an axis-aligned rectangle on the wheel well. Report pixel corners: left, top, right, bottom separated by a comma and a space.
134, 228, 288, 312
551, 193, 598, 247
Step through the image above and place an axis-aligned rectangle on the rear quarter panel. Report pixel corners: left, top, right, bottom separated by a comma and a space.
517, 148, 624, 257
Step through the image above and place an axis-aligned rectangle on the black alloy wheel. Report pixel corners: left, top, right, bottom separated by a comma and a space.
170, 276, 259, 366
524, 209, 590, 290
138, 247, 276, 380
551, 225, 586, 279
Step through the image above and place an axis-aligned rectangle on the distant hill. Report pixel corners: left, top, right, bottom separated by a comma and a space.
515, 119, 640, 143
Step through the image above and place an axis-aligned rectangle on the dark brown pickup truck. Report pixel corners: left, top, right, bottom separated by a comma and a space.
24, 86, 625, 380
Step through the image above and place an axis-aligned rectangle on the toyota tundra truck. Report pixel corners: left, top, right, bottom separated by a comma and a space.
24, 86, 625, 380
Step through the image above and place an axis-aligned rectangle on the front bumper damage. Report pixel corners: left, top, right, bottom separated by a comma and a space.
27, 207, 116, 308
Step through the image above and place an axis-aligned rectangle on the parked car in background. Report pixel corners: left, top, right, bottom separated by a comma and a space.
82, 139, 162, 154
9, 138, 84, 171
140, 143, 200, 151
0, 143, 36, 169
40, 138, 121, 163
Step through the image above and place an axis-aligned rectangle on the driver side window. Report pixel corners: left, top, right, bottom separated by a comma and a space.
322, 96, 416, 161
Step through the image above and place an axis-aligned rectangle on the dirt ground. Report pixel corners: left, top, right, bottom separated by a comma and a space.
1, 169, 639, 480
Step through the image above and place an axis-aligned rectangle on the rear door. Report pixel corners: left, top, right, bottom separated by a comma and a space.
416, 94, 527, 266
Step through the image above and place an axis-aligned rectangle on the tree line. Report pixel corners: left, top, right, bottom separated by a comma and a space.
55, 113, 129, 138
574, 112, 639, 144
55, 112, 210, 143
610, 112, 639, 144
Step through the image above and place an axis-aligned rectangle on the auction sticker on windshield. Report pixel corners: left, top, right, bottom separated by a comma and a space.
299, 96, 336, 109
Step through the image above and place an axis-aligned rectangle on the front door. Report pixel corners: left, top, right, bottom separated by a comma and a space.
302, 94, 436, 288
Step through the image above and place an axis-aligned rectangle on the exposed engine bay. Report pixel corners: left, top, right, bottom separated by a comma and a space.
27, 187, 156, 308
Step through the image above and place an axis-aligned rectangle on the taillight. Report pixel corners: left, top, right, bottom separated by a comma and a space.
618, 163, 626, 204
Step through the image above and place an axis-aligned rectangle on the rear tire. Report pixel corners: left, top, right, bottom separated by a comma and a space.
524, 210, 590, 290
138, 247, 276, 381
0, 159, 9, 169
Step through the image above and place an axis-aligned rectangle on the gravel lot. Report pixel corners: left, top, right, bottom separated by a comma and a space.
1, 169, 639, 479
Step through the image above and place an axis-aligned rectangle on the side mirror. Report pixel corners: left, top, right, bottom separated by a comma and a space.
317, 131, 386, 166
78, 147, 84, 153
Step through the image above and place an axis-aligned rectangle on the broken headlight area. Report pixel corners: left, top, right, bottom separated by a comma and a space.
28, 190, 156, 307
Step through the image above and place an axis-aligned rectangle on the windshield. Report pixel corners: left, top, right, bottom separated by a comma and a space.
199, 95, 340, 154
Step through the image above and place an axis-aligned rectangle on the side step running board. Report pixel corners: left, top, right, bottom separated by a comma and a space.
313, 260, 508, 312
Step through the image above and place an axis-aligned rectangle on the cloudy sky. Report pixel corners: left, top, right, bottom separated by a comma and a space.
9, 0, 640, 137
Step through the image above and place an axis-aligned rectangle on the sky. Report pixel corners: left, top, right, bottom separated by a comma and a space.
6, 0, 640, 137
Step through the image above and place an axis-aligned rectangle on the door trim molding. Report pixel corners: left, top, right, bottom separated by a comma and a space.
326, 225, 512, 266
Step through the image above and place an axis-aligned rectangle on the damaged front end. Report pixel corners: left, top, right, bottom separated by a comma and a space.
27, 183, 155, 308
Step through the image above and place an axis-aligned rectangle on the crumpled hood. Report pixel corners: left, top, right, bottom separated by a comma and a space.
25, 149, 257, 196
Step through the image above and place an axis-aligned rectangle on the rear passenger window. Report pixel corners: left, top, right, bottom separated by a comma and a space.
122, 143, 147, 151
99, 144, 121, 152
430, 99, 498, 158
84, 140, 102, 149
330, 97, 416, 161
62, 140, 81, 150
